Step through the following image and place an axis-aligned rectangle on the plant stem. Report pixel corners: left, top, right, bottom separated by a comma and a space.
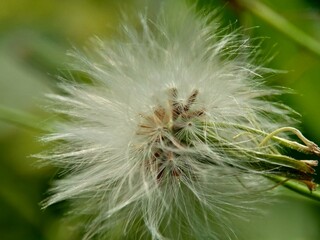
236, 0, 320, 57
266, 175, 320, 202
212, 122, 320, 156
203, 127, 315, 174
196, 121, 319, 198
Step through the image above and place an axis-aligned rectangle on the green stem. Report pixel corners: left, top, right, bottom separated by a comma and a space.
237, 0, 320, 57
0, 105, 49, 132
212, 122, 319, 155
204, 129, 314, 174
266, 175, 320, 202
259, 126, 320, 156
250, 151, 313, 174
194, 121, 319, 199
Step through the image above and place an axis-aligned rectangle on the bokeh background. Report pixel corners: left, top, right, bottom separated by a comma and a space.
0, 0, 320, 239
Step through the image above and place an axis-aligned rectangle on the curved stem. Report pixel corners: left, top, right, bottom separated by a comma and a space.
212, 122, 319, 155
259, 127, 320, 156
198, 123, 317, 174
197, 121, 319, 196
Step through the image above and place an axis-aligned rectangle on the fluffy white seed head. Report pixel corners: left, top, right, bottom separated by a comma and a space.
39, 1, 298, 239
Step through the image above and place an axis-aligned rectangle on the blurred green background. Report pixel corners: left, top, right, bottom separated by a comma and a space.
0, 0, 320, 239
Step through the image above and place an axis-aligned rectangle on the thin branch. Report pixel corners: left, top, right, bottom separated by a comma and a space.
236, 0, 320, 57
266, 174, 320, 202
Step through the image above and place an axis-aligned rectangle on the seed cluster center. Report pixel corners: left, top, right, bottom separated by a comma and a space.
137, 88, 205, 181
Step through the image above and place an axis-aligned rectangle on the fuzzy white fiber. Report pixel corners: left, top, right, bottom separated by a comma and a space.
39, 1, 296, 239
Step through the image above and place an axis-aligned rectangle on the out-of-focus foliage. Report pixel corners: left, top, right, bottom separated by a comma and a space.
0, 0, 319, 239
